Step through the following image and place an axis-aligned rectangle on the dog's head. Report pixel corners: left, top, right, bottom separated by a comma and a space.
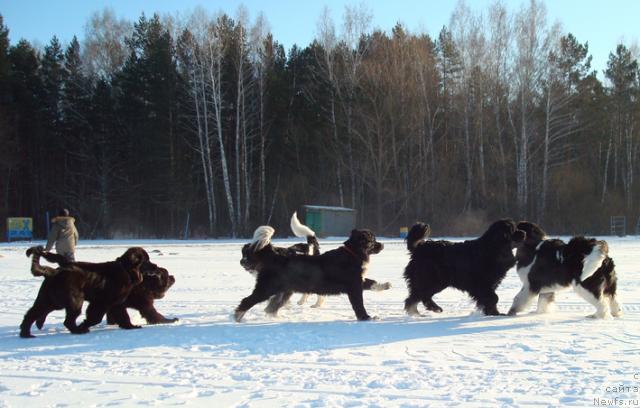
118, 247, 151, 284
240, 226, 276, 273
240, 242, 262, 273
118, 247, 150, 268
516, 221, 546, 247
135, 265, 176, 299
482, 219, 526, 248
563, 236, 609, 281
344, 229, 384, 260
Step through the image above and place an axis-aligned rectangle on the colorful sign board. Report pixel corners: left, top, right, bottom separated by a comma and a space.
7, 217, 33, 241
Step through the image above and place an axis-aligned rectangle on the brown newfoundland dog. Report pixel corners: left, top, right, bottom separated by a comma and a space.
20, 246, 148, 338
31, 250, 178, 331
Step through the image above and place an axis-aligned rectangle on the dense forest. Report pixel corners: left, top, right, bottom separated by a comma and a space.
1, 0, 640, 239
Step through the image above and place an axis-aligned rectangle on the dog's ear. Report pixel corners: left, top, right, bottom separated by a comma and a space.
122, 247, 149, 268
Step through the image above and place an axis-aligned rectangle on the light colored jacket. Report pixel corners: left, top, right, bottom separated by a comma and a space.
45, 216, 79, 256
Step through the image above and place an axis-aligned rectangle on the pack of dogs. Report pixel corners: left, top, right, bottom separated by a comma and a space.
19, 214, 622, 338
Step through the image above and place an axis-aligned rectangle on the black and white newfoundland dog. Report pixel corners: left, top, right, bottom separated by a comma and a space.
237, 225, 389, 321
403, 219, 525, 316
508, 221, 622, 319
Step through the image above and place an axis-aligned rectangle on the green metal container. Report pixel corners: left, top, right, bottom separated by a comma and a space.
302, 205, 357, 238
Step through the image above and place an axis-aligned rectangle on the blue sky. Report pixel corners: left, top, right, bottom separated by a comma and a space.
2, 0, 639, 76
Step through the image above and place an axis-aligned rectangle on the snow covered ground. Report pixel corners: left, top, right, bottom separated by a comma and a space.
0, 236, 639, 407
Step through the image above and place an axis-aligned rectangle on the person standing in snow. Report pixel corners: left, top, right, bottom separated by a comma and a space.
45, 208, 79, 262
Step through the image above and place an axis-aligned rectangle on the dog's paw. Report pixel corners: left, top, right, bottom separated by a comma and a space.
405, 304, 422, 317
507, 308, 518, 316
19, 331, 35, 338
71, 327, 90, 334
154, 317, 179, 324
611, 310, 624, 318
372, 282, 391, 291
234, 310, 246, 322
586, 312, 608, 319
310, 298, 325, 308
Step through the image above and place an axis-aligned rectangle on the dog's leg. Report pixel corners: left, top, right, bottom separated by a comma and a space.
311, 295, 325, 308
536, 292, 556, 314
404, 294, 422, 316
20, 300, 56, 338
19, 309, 39, 338
64, 304, 86, 334
138, 304, 179, 324
347, 287, 372, 321
507, 286, 536, 316
574, 284, 608, 319
235, 282, 278, 322
420, 282, 448, 313
265, 294, 282, 313
422, 296, 443, 313
297, 293, 310, 305
605, 279, 622, 317
472, 289, 501, 316
77, 302, 110, 332
107, 304, 141, 329
609, 295, 623, 317
264, 291, 293, 316
35, 312, 50, 330
362, 278, 391, 292
30, 285, 54, 331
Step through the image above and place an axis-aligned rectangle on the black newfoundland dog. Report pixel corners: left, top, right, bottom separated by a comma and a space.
32, 250, 177, 330
237, 225, 389, 321
20, 246, 148, 337
403, 219, 525, 316
509, 221, 621, 318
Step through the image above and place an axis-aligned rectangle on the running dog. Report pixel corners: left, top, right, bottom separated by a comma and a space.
508, 221, 621, 318
237, 226, 388, 321
20, 246, 147, 337
403, 219, 525, 316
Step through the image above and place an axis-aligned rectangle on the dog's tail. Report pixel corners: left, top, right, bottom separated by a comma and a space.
291, 212, 315, 237
39, 251, 71, 266
406, 223, 431, 252
25, 246, 59, 277
251, 226, 275, 252
579, 240, 609, 282
290, 212, 320, 255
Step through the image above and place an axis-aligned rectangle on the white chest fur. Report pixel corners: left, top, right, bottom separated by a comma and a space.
361, 261, 369, 278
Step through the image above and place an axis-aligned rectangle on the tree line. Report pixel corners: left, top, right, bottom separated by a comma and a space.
1, 0, 639, 239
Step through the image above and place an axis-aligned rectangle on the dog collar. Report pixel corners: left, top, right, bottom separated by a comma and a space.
342, 245, 361, 260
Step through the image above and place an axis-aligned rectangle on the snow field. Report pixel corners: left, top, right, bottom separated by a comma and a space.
0, 237, 638, 407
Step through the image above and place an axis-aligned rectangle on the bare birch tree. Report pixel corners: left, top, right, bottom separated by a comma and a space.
512, 0, 547, 218
209, 16, 237, 237
315, 7, 344, 206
